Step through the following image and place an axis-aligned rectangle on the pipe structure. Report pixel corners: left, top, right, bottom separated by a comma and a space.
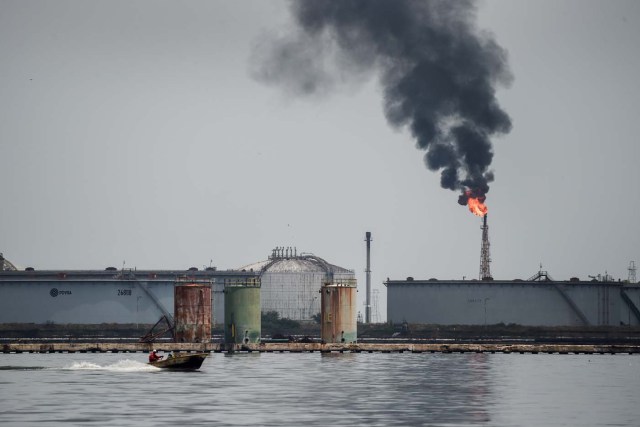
365, 232, 372, 324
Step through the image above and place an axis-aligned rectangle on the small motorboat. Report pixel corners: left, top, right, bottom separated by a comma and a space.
148, 352, 209, 370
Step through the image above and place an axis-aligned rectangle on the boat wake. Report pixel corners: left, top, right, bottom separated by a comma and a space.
65, 359, 159, 372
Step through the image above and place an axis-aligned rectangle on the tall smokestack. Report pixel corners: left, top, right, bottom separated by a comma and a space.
252, 0, 512, 207
365, 231, 372, 324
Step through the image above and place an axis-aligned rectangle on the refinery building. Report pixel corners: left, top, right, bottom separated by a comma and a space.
2, 223, 639, 329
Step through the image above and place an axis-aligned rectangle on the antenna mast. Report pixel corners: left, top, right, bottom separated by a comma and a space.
629, 261, 637, 283
479, 215, 492, 280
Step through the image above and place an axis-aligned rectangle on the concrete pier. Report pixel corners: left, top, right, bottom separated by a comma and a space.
2, 342, 640, 354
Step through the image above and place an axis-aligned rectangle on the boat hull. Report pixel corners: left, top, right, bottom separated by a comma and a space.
148, 353, 208, 370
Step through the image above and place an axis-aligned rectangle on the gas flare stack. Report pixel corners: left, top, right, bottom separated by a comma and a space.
479, 214, 492, 280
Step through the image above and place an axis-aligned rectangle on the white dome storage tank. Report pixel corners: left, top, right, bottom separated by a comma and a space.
237, 247, 355, 321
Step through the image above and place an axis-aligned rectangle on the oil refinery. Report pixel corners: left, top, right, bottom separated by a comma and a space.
1, 218, 639, 333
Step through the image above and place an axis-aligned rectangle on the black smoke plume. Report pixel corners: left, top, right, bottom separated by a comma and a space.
252, 0, 512, 205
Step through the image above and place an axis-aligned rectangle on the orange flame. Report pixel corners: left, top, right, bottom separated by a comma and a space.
467, 196, 488, 217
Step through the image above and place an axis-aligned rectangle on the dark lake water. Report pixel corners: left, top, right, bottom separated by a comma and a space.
1, 352, 638, 426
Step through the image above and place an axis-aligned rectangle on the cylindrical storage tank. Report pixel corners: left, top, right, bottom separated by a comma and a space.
224, 278, 261, 344
236, 251, 356, 321
320, 279, 357, 344
174, 283, 212, 343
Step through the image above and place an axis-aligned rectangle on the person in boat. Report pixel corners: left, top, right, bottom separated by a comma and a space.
148, 349, 163, 363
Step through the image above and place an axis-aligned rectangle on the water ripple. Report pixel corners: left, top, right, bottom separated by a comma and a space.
0, 352, 638, 426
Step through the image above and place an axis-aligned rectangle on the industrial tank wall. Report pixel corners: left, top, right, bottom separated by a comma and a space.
174, 284, 212, 343
622, 285, 640, 326
260, 271, 322, 321
563, 283, 615, 325
320, 280, 357, 343
260, 271, 355, 321
212, 279, 225, 326
387, 280, 633, 326
0, 280, 173, 324
388, 282, 571, 326
224, 280, 261, 344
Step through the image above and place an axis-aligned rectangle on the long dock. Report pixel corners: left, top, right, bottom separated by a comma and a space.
3, 342, 640, 354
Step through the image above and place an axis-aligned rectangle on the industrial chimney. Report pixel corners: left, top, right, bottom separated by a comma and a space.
365, 232, 372, 323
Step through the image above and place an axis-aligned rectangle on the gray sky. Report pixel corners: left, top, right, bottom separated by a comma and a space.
1, 0, 639, 320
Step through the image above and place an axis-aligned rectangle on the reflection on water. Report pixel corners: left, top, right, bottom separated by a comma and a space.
309, 352, 493, 426
0, 366, 46, 371
0, 352, 638, 426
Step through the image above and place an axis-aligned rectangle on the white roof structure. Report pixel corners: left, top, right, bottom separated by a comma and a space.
237, 249, 353, 275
